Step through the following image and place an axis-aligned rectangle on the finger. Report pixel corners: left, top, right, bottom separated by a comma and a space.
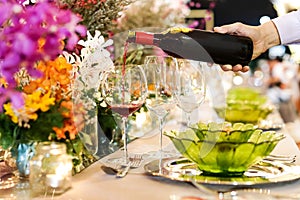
214, 22, 244, 35
232, 64, 243, 72
220, 64, 233, 71
213, 26, 227, 34
241, 66, 250, 72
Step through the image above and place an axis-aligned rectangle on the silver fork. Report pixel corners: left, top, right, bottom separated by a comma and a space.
264, 154, 296, 163
116, 154, 143, 178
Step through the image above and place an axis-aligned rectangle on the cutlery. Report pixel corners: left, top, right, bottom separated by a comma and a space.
265, 154, 296, 163
116, 154, 143, 178
101, 165, 120, 175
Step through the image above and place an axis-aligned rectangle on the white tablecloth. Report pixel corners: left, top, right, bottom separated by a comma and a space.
3, 104, 300, 200
32, 129, 300, 200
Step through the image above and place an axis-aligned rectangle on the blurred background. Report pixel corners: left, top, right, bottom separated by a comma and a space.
184, 0, 300, 142
96, 0, 300, 155
115, 0, 300, 112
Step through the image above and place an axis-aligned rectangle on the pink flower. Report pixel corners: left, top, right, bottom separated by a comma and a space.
0, 0, 86, 110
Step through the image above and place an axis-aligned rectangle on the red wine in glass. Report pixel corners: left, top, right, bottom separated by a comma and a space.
109, 104, 143, 118
101, 39, 147, 165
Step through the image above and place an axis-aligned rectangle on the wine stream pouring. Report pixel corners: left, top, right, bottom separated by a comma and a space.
126, 27, 253, 66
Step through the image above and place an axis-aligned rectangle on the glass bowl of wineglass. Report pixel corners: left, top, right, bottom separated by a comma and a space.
173, 59, 206, 127
101, 64, 147, 164
143, 55, 177, 156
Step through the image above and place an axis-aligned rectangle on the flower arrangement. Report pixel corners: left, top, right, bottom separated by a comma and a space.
1, 57, 77, 144
58, 0, 133, 36
57, 0, 138, 149
0, 55, 98, 173
64, 31, 115, 162
0, 0, 86, 111
0, 0, 116, 173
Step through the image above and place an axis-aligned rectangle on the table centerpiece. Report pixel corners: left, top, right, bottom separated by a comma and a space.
0, 0, 117, 181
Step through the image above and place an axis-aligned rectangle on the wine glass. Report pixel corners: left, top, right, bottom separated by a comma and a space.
144, 55, 177, 155
101, 64, 147, 164
173, 59, 206, 127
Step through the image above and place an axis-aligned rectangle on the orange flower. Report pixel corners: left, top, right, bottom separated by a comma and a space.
52, 126, 66, 140
23, 56, 73, 100
52, 100, 82, 140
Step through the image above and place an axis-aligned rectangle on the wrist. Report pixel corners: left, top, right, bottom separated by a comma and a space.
259, 21, 281, 51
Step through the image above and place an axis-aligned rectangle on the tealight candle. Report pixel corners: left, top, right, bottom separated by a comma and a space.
29, 142, 72, 197
46, 174, 64, 188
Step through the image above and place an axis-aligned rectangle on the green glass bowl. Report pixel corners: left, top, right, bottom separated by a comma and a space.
215, 87, 273, 123
226, 87, 267, 104
164, 122, 285, 176
214, 102, 274, 124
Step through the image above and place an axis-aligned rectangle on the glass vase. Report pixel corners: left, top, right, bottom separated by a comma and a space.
16, 142, 35, 178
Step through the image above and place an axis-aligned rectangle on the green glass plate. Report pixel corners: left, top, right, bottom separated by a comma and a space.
144, 157, 300, 188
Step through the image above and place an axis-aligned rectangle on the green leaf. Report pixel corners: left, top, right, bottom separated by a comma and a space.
19, 105, 64, 143
0, 114, 16, 149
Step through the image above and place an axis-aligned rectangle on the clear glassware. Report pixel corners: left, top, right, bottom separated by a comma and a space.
77, 103, 99, 156
72, 68, 99, 156
173, 59, 206, 127
101, 64, 147, 164
144, 55, 177, 155
29, 142, 72, 197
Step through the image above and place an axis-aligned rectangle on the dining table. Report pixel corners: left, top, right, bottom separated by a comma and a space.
3, 102, 300, 200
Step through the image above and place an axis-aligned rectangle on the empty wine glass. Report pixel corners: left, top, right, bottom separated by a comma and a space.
173, 59, 206, 127
144, 55, 177, 155
101, 64, 147, 164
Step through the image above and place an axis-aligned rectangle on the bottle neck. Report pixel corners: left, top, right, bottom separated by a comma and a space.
128, 31, 155, 45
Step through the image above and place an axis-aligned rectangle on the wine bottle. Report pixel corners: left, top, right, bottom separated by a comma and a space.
127, 28, 253, 66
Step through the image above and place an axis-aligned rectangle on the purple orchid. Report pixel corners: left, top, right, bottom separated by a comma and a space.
0, 0, 87, 111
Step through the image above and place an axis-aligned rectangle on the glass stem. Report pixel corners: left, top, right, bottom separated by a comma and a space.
218, 192, 225, 200
158, 116, 164, 154
186, 112, 192, 127
122, 116, 129, 164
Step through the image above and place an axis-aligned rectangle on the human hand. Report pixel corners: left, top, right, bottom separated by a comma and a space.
206, 62, 250, 72
219, 64, 250, 72
214, 21, 280, 72
214, 22, 265, 60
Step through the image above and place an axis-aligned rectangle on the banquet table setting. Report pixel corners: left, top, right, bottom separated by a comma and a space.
3, 102, 300, 200
2, 1, 300, 200
45, 106, 300, 200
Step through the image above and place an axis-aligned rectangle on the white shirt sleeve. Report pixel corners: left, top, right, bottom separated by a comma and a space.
272, 10, 300, 45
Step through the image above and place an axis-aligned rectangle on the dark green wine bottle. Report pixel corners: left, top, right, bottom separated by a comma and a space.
127, 28, 253, 66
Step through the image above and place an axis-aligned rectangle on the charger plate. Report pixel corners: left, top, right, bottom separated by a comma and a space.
144, 157, 300, 187
257, 120, 284, 131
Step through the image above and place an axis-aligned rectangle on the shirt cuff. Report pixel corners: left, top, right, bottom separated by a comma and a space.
272, 10, 300, 45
